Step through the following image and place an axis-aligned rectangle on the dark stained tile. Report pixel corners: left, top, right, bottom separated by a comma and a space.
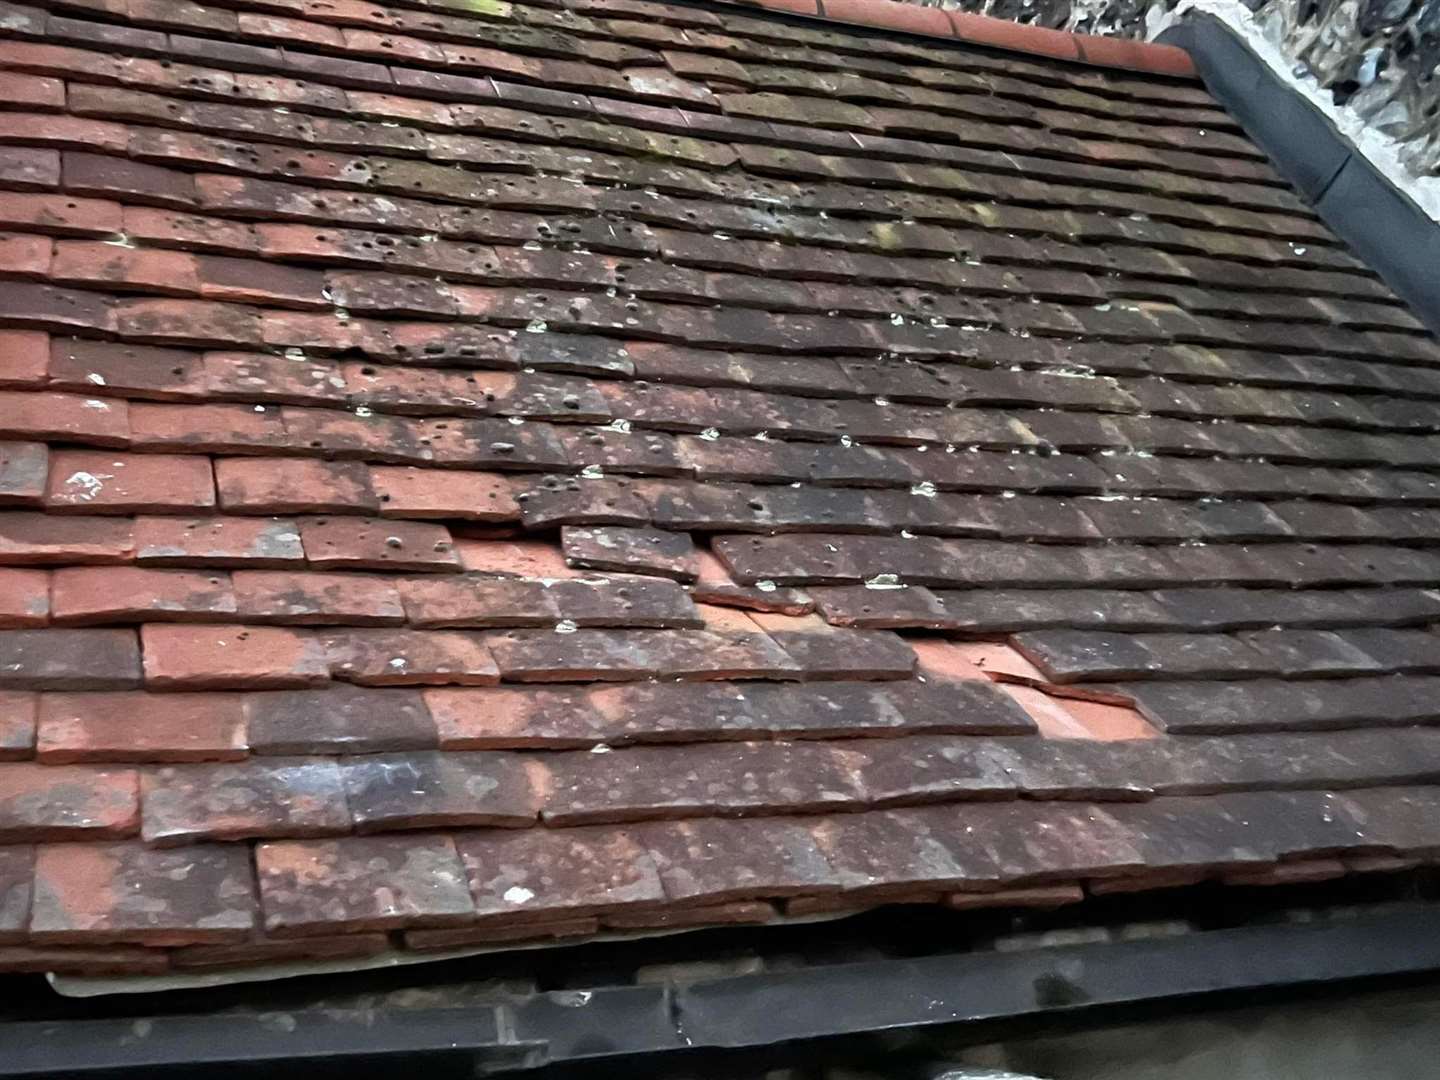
341, 751, 544, 831
29, 841, 256, 944
455, 825, 666, 924
246, 685, 438, 754
257, 834, 474, 936
141, 757, 350, 845
642, 817, 842, 903
0, 763, 139, 841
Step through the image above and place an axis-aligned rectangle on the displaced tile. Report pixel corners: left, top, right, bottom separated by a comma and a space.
257, 834, 474, 935
748, 611, 916, 680
690, 549, 813, 615
561, 525, 699, 581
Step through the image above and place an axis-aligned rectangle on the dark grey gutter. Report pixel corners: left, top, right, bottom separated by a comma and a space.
5, 906, 1440, 1076
1159, 13, 1440, 338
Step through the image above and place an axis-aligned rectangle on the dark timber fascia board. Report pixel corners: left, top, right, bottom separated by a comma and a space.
6, 906, 1440, 1075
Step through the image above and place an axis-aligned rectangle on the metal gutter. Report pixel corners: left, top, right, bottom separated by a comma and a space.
1159, 13, 1440, 338
5, 905, 1440, 1076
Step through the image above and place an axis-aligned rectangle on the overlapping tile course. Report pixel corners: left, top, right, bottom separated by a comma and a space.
0, 0, 1439, 981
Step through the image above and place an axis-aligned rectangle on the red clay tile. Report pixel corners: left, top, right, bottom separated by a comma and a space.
0, 944, 170, 974
0, 692, 36, 761
129, 402, 286, 453
398, 576, 559, 628
1074, 34, 1197, 76
0, 232, 52, 280
748, 611, 916, 680
0, 512, 134, 565
141, 757, 349, 845
0, 628, 142, 690
257, 834, 474, 936
141, 624, 331, 690
299, 516, 460, 572
0, 762, 139, 840
50, 241, 201, 296
51, 566, 235, 624
342, 751, 545, 831
45, 450, 215, 513
456, 825, 666, 925
1002, 684, 1098, 739
36, 691, 247, 764
325, 628, 500, 686
0, 71, 63, 109
0, 845, 32, 942
562, 524, 699, 582
404, 918, 599, 950
0, 390, 130, 447
1046, 695, 1160, 741
426, 686, 605, 749
604, 900, 776, 930
134, 515, 305, 568
169, 932, 389, 970
947, 10, 1082, 60
233, 570, 406, 625
945, 884, 1086, 910
0, 568, 47, 627
0, 441, 48, 505
0, 332, 49, 389
216, 457, 379, 515
454, 538, 578, 578
910, 639, 992, 682
823, 0, 954, 36
29, 841, 255, 944
245, 685, 438, 755
370, 467, 520, 522
691, 549, 814, 616
486, 626, 799, 682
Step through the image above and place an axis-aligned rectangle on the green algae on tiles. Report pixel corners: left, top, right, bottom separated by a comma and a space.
431, 0, 514, 19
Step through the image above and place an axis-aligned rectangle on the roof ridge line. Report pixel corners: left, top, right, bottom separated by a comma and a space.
716, 0, 1198, 77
